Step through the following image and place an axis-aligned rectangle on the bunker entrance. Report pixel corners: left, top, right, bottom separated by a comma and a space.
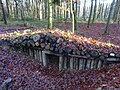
47, 54, 59, 66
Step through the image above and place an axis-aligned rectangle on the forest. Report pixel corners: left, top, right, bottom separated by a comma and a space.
0, 0, 120, 89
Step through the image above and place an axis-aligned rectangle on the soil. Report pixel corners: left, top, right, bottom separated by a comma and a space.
0, 46, 120, 90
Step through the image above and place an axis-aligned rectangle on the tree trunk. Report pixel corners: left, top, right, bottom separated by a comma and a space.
92, 0, 97, 23
15, 1, 18, 20
59, 0, 62, 19
75, 0, 77, 17
87, 0, 93, 28
36, 0, 40, 20
113, 0, 119, 22
31, 0, 35, 19
0, 0, 7, 24
53, 1, 57, 18
97, 2, 102, 19
66, 1, 69, 20
6, 0, 10, 18
39, 0, 43, 20
78, 0, 81, 17
70, 0, 77, 33
71, 0, 74, 33
62, 2, 64, 19
41, 0, 44, 19
82, 0, 86, 21
44, 0, 48, 19
104, 0, 115, 34
74, 1, 77, 32
64, 2, 66, 19
100, 4, 104, 21
48, 0, 53, 29
20, 0, 24, 20
104, 4, 108, 19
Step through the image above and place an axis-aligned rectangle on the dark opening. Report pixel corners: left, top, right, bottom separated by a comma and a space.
47, 54, 59, 65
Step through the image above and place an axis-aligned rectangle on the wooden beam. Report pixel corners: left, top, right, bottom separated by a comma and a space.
86, 60, 91, 69
97, 60, 102, 68
59, 56, 63, 70
42, 51, 47, 66
79, 59, 84, 70
64, 57, 67, 69
75, 58, 79, 69
39, 50, 43, 63
34, 49, 37, 60
70, 57, 74, 69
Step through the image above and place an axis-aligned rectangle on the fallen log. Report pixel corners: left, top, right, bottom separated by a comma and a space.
89, 50, 99, 57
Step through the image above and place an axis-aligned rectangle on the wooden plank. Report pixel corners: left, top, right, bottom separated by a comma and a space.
42, 51, 62, 56
42, 51, 47, 66
59, 56, 63, 70
73, 58, 75, 69
39, 50, 42, 62
84, 59, 87, 69
64, 57, 67, 69
79, 59, 84, 70
97, 60, 102, 68
36, 50, 39, 60
67, 57, 70, 69
21, 46, 24, 52
75, 58, 79, 69
29, 48, 33, 57
68, 54, 90, 59
42, 51, 92, 59
74, 58, 76, 69
106, 58, 118, 61
93, 60, 97, 68
27, 48, 29, 55
22, 46, 25, 52
24, 47, 28, 55
31, 49, 34, 58
90, 60, 94, 69
82, 59, 86, 70
34, 49, 37, 60
28, 46, 43, 50
70, 57, 74, 69
94, 59, 98, 69
86, 60, 91, 69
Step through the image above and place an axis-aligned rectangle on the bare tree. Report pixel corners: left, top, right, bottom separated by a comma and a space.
0, 0, 7, 24
87, 0, 93, 28
113, 0, 120, 23
6, 0, 10, 17
92, 0, 97, 23
82, 0, 86, 21
104, 0, 115, 34
48, 0, 53, 29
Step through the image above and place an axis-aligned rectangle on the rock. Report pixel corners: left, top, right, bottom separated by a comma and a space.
0, 77, 12, 90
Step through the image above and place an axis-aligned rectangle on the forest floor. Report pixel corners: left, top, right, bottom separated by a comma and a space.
0, 23, 120, 89
0, 45, 120, 90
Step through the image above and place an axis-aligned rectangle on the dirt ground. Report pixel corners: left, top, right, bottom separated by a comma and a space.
0, 45, 120, 90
